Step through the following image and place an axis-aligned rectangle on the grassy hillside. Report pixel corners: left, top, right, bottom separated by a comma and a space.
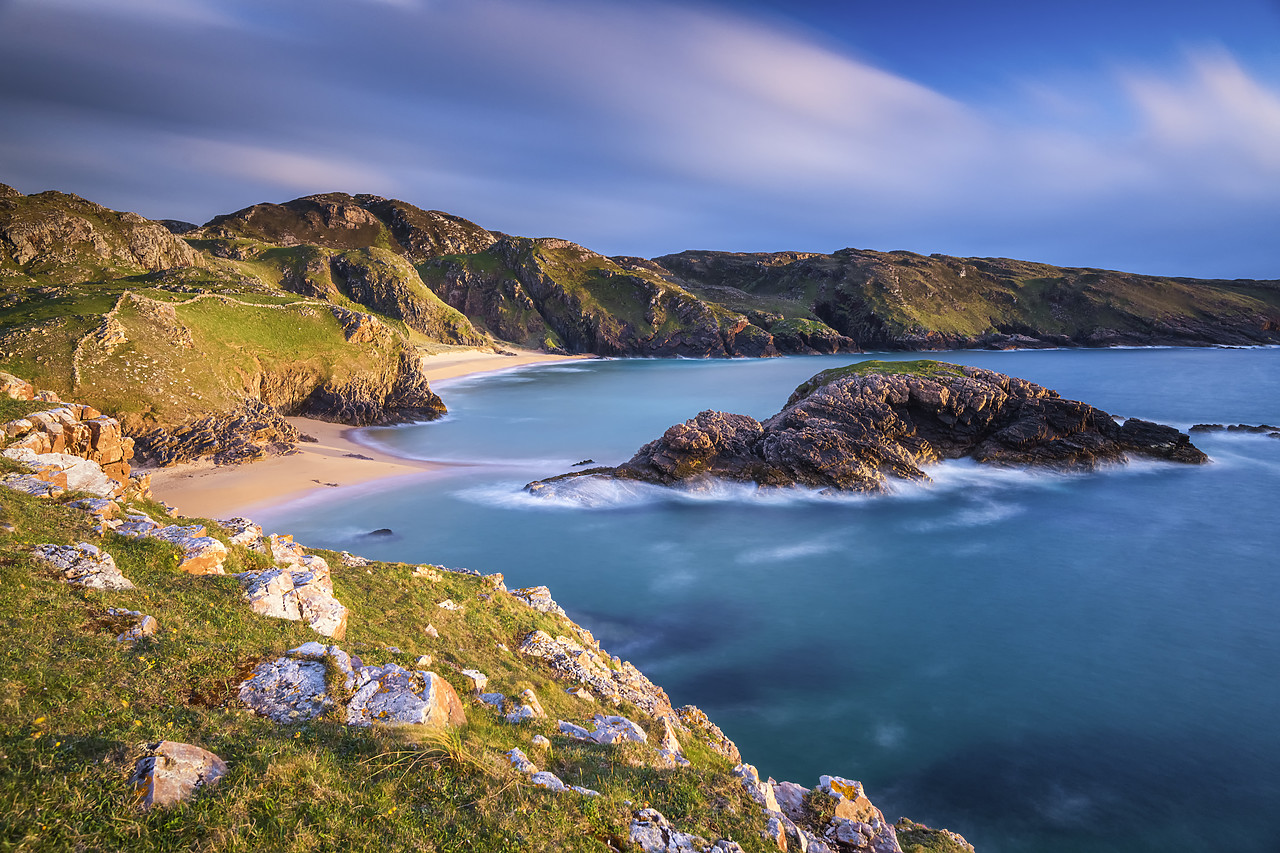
0, 463, 776, 852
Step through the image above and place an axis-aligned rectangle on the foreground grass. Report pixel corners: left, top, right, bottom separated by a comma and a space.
0, 486, 771, 852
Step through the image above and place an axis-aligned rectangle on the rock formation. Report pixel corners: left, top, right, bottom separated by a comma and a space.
528, 360, 1207, 495
129, 741, 227, 810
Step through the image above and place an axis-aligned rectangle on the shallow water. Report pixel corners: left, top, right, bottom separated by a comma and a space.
258, 348, 1280, 852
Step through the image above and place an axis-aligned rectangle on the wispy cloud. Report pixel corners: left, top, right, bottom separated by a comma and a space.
0, 0, 1276, 275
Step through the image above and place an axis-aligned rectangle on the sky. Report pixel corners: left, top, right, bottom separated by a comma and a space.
1, 0, 1278, 278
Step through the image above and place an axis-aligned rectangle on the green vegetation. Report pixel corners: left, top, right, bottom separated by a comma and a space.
790, 359, 965, 402
0, 483, 774, 852
896, 818, 977, 853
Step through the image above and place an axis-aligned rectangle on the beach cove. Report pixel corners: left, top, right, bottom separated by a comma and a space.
240, 347, 1280, 853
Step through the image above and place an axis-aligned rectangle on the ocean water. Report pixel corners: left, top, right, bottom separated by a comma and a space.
256, 348, 1280, 853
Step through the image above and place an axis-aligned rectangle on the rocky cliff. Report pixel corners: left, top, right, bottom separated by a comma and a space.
528, 360, 1207, 496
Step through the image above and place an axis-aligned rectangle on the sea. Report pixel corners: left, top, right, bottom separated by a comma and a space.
256, 347, 1280, 853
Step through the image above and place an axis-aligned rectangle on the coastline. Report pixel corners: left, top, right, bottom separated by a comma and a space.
148, 347, 589, 519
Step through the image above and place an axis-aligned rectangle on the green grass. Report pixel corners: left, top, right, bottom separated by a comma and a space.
790, 359, 965, 401
0, 485, 776, 852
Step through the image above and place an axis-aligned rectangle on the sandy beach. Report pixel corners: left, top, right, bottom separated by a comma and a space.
148, 347, 588, 519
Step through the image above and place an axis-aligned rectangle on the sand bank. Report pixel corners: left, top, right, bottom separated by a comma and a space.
148, 347, 588, 519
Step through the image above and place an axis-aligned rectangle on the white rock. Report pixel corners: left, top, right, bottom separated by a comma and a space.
510, 585, 567, 616
345, 665, 466, 728
218, 517, 264, 550
437, 599, 461, 611
588, 713, 647, 745
506, 747, 537, 774
734, 763, 781, 813
529, 770, 567, 792
558, 720, 591, 740
32, 542, 134, 590
531, 734, 551, 748
460, 669, 488, 694
424, 623, 439, 638
239, 655, 333, 723
773, 781, 810, 822
518, 688, 546, 718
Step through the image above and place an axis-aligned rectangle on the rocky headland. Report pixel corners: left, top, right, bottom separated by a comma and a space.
528, 360, 1207, 496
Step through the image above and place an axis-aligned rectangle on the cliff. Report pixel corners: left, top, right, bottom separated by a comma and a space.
528, 360, 1207, 496
0, 372, 974, 852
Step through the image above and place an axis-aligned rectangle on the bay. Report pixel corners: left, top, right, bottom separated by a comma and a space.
258, 348, 1280, 853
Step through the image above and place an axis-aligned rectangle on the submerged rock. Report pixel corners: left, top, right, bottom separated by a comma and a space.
527, 361, 1207, 495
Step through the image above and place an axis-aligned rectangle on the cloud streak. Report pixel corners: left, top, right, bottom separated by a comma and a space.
0, 0, 1275, 277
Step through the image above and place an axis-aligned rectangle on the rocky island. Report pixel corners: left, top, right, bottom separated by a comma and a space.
528, 360, 1207, 496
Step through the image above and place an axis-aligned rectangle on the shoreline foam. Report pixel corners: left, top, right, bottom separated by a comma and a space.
148, 348, 589, 519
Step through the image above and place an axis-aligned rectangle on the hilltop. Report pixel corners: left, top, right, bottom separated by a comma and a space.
3, 179, 1277, 466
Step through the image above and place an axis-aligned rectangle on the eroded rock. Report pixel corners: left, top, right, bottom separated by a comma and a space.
346, 664, 466, 728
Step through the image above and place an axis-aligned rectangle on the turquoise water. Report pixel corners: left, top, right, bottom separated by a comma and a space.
257, 349, 1280, 852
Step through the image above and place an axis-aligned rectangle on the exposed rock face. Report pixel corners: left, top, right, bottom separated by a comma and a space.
131, 398, 299, 467
31, 542, 134, 590
421, 236, 780, 357
330, 249, 487, 345
0, 190, 199, 282
296, 349, 448, 426
130, 741, 227, 810
114, 514, 229, 575
1, 384, 135, 485
528, 361, 1207, 495
629, 808, 746, 853
346, 665, 466, 728
519, 627, 674, 717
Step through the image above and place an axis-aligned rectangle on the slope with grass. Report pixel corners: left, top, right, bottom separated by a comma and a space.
656, 249, 1280, 349
0, 379, 974, 852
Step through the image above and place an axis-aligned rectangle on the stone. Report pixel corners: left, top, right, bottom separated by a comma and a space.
108, 608, 158, 643
657, 715, 690, 766
460, 669, 488, 694
567, 686, 595, 702
239, 654, 333, 723
423, 623, 439, 638
506, 747, 537, 774
345, 665, 466, 728
414, 654, 432, 667
628, 808, 743, 853
817, 776, 880, 824
339, 551, 369, 566
130, 741, 227, 809
529, 770, 567, 792
677, 705, 741, 763
116, 521, 228, 575
773, 781, 810, 822
765, 816, 788, 851
511, 585, 567, 617
478, 692, 505, 709
412, 564, 443, 581
519, 628, 674, 717
237, 560, 348, 639
734, 763, 780, 813
132, 399, 299, 468
218, 517, 264, 549
558, 720, 591, 740
3, 449, 119, 498
587, 713, 647, 745
32, 542, 134, 590
518, 688, 546, 718
531, 734, 551, 749
437, 599, 461, 611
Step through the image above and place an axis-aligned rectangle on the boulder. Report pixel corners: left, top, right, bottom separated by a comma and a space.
511, 585, 567, 617
130, 741, 227, 810
518, 628, 674, 717
346, 664, 466, 728
734, 763, 780, 813
238, 645, 343, 723
586, 713, 647, 745
31, 542, 134, 590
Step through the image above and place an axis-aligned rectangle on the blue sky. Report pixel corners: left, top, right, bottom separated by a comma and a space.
1, 0, 1278, 278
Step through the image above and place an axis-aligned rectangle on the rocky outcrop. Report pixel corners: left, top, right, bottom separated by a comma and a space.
132, 398, 299, 467
2, 376, 135, 484
519, 627, 674, 717
528, 361, 1207, 495
113, 513, 229, 575
0, 189, 199, 282
629, 808, 746, 853
130, 741, 227, 810
329, 249, 487, 345
239, 642, 466, 729
295, 349, 448, 426
31, 542, 134, 590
